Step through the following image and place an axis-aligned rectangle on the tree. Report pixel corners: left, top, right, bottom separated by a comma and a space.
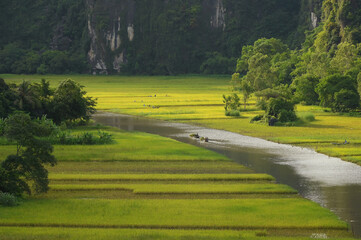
223, 94, 241, 113
0, 78, 17, 118
316, 74, 359, 111
0, 112, 57, 196
50, 79, 97, 124
292, 74, 320, 105
330, 42, 358, 74
334, 89, 360, 112
235, 38, 291, 92
14, 80, 41, 116
266, 97, 297, 123
231, 73, 253, 110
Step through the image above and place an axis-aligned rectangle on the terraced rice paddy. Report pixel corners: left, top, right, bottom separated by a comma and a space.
2, 74, 361, 165
0, 125, 354, 239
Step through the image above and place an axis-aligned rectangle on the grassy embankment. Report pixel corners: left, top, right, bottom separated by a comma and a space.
2, 74, 360, 165
0, 124, 353, 239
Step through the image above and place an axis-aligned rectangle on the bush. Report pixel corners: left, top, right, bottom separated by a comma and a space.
278, 109, 297, 123
250, 114, 264, 123
299, 113, 316, 122
98, 131, 113, 144
0, 192, 20, 207
223, 94, 241, 116
225, 110, 240, 117
266, 97, 297, 123
55, 131, 113, 145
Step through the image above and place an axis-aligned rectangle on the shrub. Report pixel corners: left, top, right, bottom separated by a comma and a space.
98, 131, 113, 144
250, 114, 264, 123
299, 113, 316, 122
80, 132, 94, 145
225, 110, 240, 117
266, 97, 297, 123
278, 109, 297, 123
55, 131, 113, 145
0, 192, 20, 207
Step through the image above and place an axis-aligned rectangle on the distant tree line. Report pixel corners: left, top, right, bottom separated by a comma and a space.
0, 78, 96, 123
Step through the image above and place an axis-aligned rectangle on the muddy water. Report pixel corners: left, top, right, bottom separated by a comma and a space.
93, 112, 361, 237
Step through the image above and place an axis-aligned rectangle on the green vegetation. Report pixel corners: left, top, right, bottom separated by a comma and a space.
0, 124, 353, 239
0, 198, 346, 228
50, 183, 296, 194
0, 0, 314, 75
2, 74, 361, 166
0, 227, 353, 240
48, 173, 274, 182
0, 113, 57, 196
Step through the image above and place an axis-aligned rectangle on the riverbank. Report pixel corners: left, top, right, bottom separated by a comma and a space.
2, 74, 361, 166
1, 125, 353, 239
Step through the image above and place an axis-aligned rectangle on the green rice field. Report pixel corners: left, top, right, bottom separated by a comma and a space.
2, 74, 361, 165
0, 74, 358, 239
0, 124, 354, 239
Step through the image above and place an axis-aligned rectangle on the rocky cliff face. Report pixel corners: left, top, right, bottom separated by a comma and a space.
86, 0, 135, 74
86, 0, 233, 74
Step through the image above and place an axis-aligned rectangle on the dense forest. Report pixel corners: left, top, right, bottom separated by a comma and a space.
1, 0, 317, 75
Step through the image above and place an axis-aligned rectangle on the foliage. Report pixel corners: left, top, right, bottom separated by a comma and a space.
298, 113, 316, 122
316, 74, 359, 112
334, 89, 360, 112
0, 192, 20, 207
200, 52, 236, 74
0, 78, 17, 118
49, 79, 97, 124
0, 0, 307, 75
223, 94, 240, 116
235, 38, 291, 92
225, 110, 240, 117
0, 112, 57, 196
55, 131, 113, 145
292, 74, 320, 105
266, 98, 297, 123
0, 0, 88, 74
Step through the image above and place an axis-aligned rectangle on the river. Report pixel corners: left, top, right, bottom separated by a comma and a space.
93, 112, 361, 237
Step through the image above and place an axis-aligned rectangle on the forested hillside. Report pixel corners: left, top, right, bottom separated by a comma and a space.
0, 0, 360, 76
1, 0, 322, 75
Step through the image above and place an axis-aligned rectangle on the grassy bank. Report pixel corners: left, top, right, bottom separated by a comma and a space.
0, 124, 354, 239
2, 74, 360, 165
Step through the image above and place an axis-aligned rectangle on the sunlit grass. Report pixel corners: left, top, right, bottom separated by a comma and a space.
50, 183, 296, 194
0, 74, 356, 239
0, 199, 347, 229
49, 173, 274, 181
0, 127, 228, 162
0, 227, 354, 240
49, 161, 253, 174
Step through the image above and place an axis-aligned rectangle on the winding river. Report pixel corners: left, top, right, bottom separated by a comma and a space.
93, 112, 361, 237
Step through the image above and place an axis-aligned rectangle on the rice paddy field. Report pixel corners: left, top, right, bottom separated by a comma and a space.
2, 74, 361, 165
0, 74, 359, 239
0, 124, 354, 239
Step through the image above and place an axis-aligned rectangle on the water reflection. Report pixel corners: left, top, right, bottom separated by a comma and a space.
93, 112, 361, 237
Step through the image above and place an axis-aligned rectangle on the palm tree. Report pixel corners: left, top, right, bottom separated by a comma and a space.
14, 80, 40, 112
